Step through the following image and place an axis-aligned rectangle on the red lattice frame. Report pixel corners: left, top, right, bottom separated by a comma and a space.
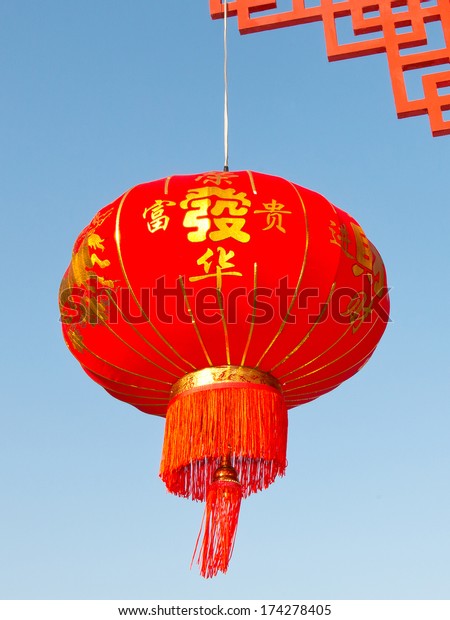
210, 0, 450, 137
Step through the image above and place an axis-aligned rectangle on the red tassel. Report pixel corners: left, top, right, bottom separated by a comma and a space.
160, 382, 288, 501
193, 457, 243, 578
159, 368, 287, 578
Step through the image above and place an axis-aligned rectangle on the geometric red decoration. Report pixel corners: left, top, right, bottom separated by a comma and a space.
59, 170, 390, 576
210, 0, 450, 136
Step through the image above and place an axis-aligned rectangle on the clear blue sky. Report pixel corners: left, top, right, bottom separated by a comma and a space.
1, 0, 449, 600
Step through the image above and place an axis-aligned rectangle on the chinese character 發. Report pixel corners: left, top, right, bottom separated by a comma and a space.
181, 187, 251, 243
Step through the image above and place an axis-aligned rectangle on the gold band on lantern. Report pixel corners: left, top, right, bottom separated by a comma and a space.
170, 365, 281, 399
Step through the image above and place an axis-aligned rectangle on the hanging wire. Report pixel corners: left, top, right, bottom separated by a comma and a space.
223, 1, 230, 172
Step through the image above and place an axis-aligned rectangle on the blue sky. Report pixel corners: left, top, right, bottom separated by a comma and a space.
1, 1, 449, 600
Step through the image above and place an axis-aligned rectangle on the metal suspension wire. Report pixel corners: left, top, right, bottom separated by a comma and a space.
223, 2, 230, 172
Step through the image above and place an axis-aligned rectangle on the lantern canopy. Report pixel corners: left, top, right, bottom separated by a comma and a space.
60, 170, 389, 577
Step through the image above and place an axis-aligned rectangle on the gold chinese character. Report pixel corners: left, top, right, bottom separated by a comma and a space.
368, 242, 386, 297
189, 247, 243, 289
182, 197, 211, 242
181, 187, 251, 243
330, 219, 381, 283
68, 327, 84, 352
341, 292, 373, 333
209, 218, 249, 242
255, 199, 292, 233
329, 220, 353, 258
351, 223, 373, 271
195, 172, 239, 186
143, 199, 175, 234
147, 215, 170, 233
196, 248, 214, 273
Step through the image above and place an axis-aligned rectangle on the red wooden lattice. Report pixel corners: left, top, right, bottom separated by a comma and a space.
210, 0, 450, 136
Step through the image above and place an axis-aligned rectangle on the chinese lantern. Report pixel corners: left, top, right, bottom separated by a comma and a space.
59, 170, 389, 577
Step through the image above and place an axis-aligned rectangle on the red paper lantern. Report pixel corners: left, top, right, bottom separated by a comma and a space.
59, 170, 389, 577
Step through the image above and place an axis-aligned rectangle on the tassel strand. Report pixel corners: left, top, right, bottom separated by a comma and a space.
193, 457, 243, 578
160, 383, 288, 501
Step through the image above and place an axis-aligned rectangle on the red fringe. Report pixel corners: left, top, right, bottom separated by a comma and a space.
193, 479, 243, 578
160, 383, 288, 501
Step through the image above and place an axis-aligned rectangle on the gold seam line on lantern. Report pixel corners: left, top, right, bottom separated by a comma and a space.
281, 323, 354, 378
276, 231, 384, 379
109, 394, 170, 402
273, 207, 383, 376
283, 354, 372, 392
127, 400, 170, 407
246, 170, 257, 194
284, 398, 318, 406
282, 385, 341, 401
282, 315, 381, 384
67, 334, 173, 385
100, 387, 170, 399
80, 363, 172, 393
115, 190, 196, 371
282, 345, 377, 392
295, 319, 381, 380
170, 366, 281, 399
164, 177, 171, 194
240, 262, 258, 367
83, 297, 183, 380
283, 390, 343, 405
279, 318, 373, 381
284, 396, 330, 406
178, 276, 214, 367
102, 289, 189, 375
283, 384, 345, 402
283, 347, 375, 389
268, 187, 365, 375
255, 184, 310, 368
216, 288, 231, 365
284, 395, 320, 402
270, 281, 337, 373
283, 384, 343, 398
